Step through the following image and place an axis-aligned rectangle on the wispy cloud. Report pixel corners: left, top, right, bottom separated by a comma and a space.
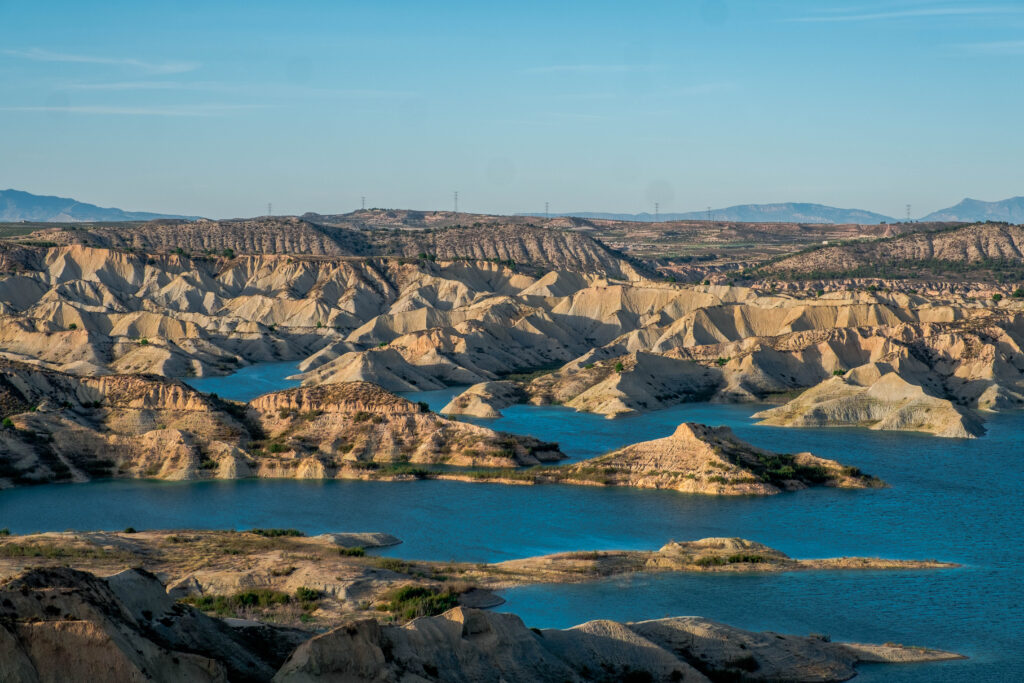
65, 80, 189, 91
786, 6, 1023, 22
0, 104, 272, 117
521, 64, 660, 75
3, 48, 199, 74
957, 40, 1024, 55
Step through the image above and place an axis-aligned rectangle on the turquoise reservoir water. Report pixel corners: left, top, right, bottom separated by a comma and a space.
185, 361, 303, 402
1, 363, 1019, 680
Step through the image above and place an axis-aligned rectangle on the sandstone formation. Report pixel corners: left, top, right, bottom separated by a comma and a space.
0, 567, 307, 683
440, 380, 524, 418
275, 606, 962, 683
555, 423, 881, 495
0, 563, 961, 683
2, 226, 1023, 440
0, 362, 562, 487
754, 367, 985, 438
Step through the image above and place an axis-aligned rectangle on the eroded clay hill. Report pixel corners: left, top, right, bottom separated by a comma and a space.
0, 360, 561, 487
761, 222, 1024, 277
22, 216, 643, 277
0, 566, 961, 683
2, 222, 1024, 440
558, 423, 881, 495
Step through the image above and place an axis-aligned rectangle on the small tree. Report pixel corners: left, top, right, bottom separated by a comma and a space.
992, 293, 1003, 303
614, 361, 624, 373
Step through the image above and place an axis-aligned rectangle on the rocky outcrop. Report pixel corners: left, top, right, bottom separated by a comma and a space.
441, 380, 525, 418
2, 234, 1023, 437
557, 423, 881, 495
0, 565, 961, 683
248, 382, 563, 469
274, 606, 962, 683
0, 363, 563, 487
0, 567, 308, 683
527, 351, 721, 417
754, 367, 985, 438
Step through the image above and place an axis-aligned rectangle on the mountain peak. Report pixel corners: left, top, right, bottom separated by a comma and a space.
0, 189, 194, 223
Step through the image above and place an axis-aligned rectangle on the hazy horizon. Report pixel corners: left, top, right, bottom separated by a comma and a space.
3, 1, 1023, 218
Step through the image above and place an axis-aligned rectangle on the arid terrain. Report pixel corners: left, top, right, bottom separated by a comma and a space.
3, 210, 1016, 680
0, 530, 962, 682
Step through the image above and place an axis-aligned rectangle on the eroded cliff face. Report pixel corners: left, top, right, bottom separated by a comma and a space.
3, 226, 1024, 439
0, 361, 562, 487
274, 605, 960, 683
0, 567, 308, 683
0, 566, 961, 683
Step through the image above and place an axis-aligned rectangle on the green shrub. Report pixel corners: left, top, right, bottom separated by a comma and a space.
68, 322, 77, 330
614, 361, 624, 373
249, 528, 304, 538
183, 589, 290, 616
294, 586, 320, 602
715, 357, 729, 367
726, 553, 766, 564
382, 585, 460, 621
2, 417, 13, 429
374, 557, 412, 573
339, 546, 366, 557
123, 527, 137, 534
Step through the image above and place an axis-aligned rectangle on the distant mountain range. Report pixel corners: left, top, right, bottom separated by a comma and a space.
0, 189, 193, 223
919, 197, 1024, 223
532, 198, 1024, 224
3, 188, 1023, 225
541, 203, 896, 224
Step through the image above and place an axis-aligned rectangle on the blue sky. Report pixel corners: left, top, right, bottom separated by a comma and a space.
1, 1, 1022, 219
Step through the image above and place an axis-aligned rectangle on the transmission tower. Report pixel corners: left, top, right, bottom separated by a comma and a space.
545, 201, 549, 218
453, 191, 458, 213
361, 196, 366, 210
267, 202, 272, 216
707, 206, 712, 222
906, 204, 911, 222
655, 203, 659, 222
